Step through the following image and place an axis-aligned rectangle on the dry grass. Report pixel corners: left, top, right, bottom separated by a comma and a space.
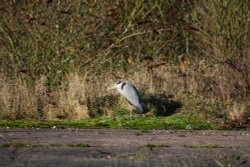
227, 102, 250, 127
58, 73, 89, 119
0, 75, 37, 119
0, 73, 90, 120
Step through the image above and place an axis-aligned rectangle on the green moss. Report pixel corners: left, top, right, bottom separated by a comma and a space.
227, 154, 242, 160
115, 153, 148, 159
200, 144, 222, 148
184, 145, 198, 148
67, 143, 90, 147
0, 113, 222, 130
184, 144, 225, 148
1, 141, 32, 147
48, 143, 64, 147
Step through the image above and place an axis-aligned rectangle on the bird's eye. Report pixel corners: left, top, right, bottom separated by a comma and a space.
116, 81, 121, 84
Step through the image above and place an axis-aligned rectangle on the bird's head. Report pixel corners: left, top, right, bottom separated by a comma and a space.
107, 81, 123, 90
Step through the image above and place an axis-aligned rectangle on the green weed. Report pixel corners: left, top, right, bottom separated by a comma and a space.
184, 144, 226, 148
0, 114, 222, 130
1, 141, 32, 148
115, 153, 148, 159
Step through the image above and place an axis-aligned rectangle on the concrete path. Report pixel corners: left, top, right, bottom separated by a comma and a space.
0, 129, 249, 167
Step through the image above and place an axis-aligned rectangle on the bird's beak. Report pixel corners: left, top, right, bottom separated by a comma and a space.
107, 85, 116, 91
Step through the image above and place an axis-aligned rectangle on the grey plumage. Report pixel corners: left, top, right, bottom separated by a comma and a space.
113, 81, 144, 113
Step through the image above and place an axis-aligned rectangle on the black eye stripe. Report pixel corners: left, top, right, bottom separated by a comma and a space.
116, 81, 121, 84
121, 83, 126, 90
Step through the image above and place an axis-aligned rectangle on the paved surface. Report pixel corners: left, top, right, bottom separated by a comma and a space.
0, 129, 249, 167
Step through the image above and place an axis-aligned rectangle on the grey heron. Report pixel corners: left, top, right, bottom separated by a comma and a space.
108, 81, 144, 114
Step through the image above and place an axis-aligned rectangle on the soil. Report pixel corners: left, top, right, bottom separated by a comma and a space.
0, 128, 249, 167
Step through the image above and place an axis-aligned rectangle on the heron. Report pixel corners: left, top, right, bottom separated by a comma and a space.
108, 81, 144, 114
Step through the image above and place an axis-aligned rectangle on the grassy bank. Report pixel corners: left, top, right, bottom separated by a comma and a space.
0, 0, 249, 128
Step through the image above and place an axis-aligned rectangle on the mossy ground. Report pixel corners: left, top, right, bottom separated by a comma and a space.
0, 113, 222, 130
184, 144, 228, 149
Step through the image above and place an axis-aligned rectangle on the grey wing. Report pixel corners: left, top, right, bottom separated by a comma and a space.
122, 83, 142, 107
